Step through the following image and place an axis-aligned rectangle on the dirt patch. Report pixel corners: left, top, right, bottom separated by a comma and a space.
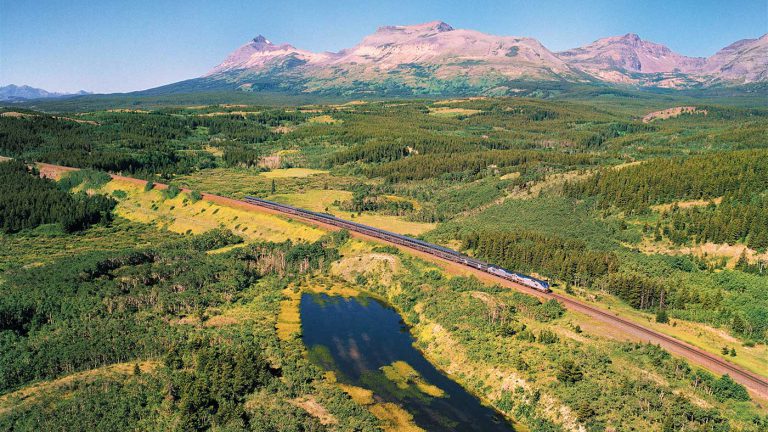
203, 315, 240, 327
290, 396, 338, 425
642, 106, 707, 123
639, 237, 768, 268
428, 107, 482, 117
331, 253, 400, 285
308, 115, 341, 124
651, 197, 722, 212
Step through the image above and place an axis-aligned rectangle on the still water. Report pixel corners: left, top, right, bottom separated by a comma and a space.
301, 293, 516, 431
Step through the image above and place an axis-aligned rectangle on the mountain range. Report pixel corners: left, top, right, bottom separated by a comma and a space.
0, 85, 91, 102
163, 21, 766, 97
6, 22, 767, 102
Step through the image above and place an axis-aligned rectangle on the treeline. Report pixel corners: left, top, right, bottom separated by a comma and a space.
0, 109, 307, 178
660, 194, 768, 250
599, 273, 666, 310
461, 230, 620, 286
565, 149, 768, 213
370, 150, 596, 182
0, 161, 115, 233
328, 135, 486, 165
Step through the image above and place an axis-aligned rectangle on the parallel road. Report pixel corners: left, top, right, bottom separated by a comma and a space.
33, 163, 768, 399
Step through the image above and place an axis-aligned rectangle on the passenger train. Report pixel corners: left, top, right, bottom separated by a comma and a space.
243, 196, 552, 293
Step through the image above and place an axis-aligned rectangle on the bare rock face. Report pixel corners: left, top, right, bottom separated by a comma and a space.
203, 21, 767, 92
207, 34, 335, 75
701, 34, 768, 83
557, 33, 706, 74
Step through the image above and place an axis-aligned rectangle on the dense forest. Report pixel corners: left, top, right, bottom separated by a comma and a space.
564, 149, 768, 214
0, 160, 115, 233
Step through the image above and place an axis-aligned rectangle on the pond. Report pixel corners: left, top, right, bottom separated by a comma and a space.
301, 293, 517, 431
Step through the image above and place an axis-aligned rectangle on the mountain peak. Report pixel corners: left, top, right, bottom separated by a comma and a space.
252, 35, 271, 45
620, 33, 641, 43
376, 20, 454, 34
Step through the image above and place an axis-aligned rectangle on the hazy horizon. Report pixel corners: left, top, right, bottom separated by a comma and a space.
1, 0, 766, 93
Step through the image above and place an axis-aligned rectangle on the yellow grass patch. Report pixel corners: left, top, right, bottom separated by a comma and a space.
638, 236, 767, 268
107, 109, 150, 113
351, 213, 436, 236
308, 115, 342, 124
368, 402, 425, 432
194, 111, 261, 117
651, 197, 722, 212
277, 287, 302, 340
433, 97, 487, 105
203, 145, 224, 157
428, 107, 482, 117
100, 179, 324, 243
271, 189, 436, 236
339, 384, 375, 405
270, 189, 351, 212
381, 361, 446, 398
203, 315, 240, 327
206, 243, 246, 255
260, 168, 329, 178
500, 172, 521, 180
642, 106, 707, 123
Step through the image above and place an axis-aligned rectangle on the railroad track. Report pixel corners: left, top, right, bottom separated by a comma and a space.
550, 294, 768, 393
31, 162, 768, 397
241, 196, 768, 398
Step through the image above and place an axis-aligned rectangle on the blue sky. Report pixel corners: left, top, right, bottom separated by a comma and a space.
1, 0, 766, 93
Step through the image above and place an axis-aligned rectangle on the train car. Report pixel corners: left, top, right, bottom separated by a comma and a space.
487, 266, 551, 293
243, 196, 551, 293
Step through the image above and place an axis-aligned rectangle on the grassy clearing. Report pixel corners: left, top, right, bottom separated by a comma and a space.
271, 189, 437, 236
427, 107, 482, 117
277, 287, 303, 341
100, 179, 325, 243
331, 252, 400, 286
260, 168, 329, 178
368, 403, 425, 432
381, 361, 446, 398
270, 189, 351, 212
307, 115, 342, 124
350, 213, 436, 236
